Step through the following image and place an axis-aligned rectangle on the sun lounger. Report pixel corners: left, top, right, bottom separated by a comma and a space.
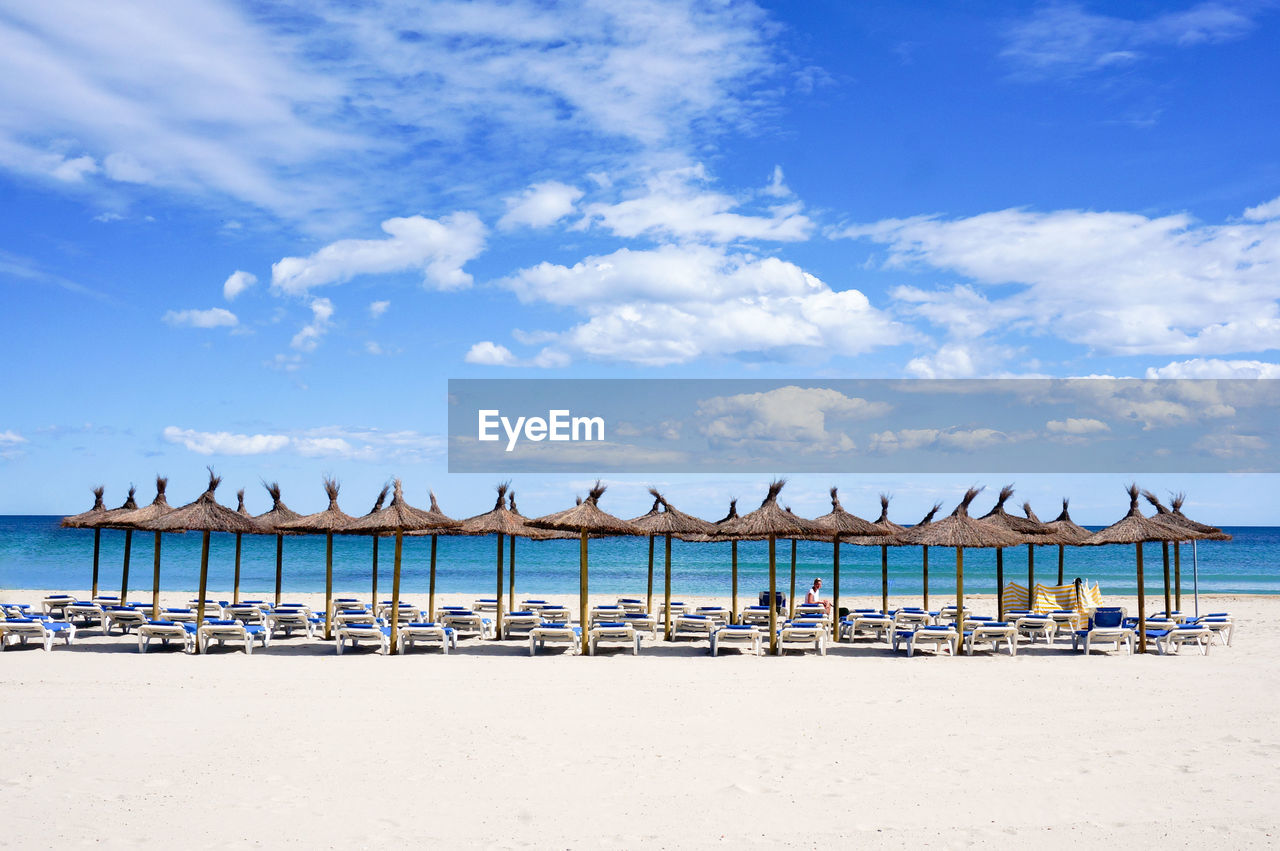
222, 604, 268, 626
501, 611, 541, 639
91, 595, 121, 607
334, 609, 379, 627
41, 594, 76, 617
589, 605, 627, 625
334, 623, 391, 654
528, 623, 581, 655
738, 605, 772, 627
265, 608, 318, 639
1071, 607, 1135, 655
377, 601, 422, 619
658, 600, 689, 622
617, 597, 648, 614
536, 605, 571, 624
588, 622, 641, 655
671, 613, 717, 641
0, 602, 32, 619
189, 599, 227, 619
844, 612, 894, 642
103, 605, 148, 635
136, 620, 197, 653
1015, 615, 1057, 646
935, 606, 971, 625
1157, 623, 1212, 655
964, 622, 1018, 656
892, 625, 957, 657
1193, 614, 1233, 646
622, 613, 658, 639
893, 609, 933, 629
710, 624, 762, 656
65, 601, 105, 628
520, 599, 551, 611
472, 598, 499, 613
1, 616, 77, 651
158, 607, 199, 623
694, 606, 733, 626
777, 622, 826, 655
197, 619, 270, 654
397, 622, 457, 654
440, 610, 495, 639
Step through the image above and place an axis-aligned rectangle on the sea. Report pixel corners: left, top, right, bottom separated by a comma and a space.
1, 516, 1275, 600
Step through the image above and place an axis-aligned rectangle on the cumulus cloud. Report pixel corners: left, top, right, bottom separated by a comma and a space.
1244, 196, 1280, 222
1046, 417, 1110, 435
271, 213, 487, 295
498, 181, 583, 230
163, 425, 443, 461
163, 307, 238, 328
290, 298, 334, 352
696, 386, 889, 452
1146, 358, 1280, 378
162, 426, 290, 456
222, 270, 257, 301
1194, 431, 1268, 459
0, 430, 26, 446
368, 300, 390, 319
464, 341, 518, 366
869, 427, 1017, 453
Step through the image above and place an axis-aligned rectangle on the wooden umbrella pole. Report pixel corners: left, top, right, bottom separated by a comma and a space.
1027, 544, 1035, 598
371, 535, 379, 608
1174, 542, 1182, 611
389, 529, 403, 655
831, 537, 840, 642
1161, 541, 1172, 616
788, 538, 797, 618
646, 534, 655, 618
663, 532, 673, 640
120, 528, 133, 602
922, 545, 930, 610
91, 528, 101, 600
1137, 542, 1147, 653
233, 532, 242, 604
579, 530, 589, 655
730, 540, 738, 622
880, 545, 888, 615
955, 547, 964, 656
1057, 544, 1065, 585
324, 531, 334, 640
996, 548, 1004, 621
151, 531, 162, 620
428, 534, 438, 621
768, 534, 778, 655
495, 533, 505, 641
274, 533, 283, 607
195, 531, 211, 629
508, 536, 516, 614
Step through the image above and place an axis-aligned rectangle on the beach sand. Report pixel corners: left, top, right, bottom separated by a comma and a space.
2, 588, 1277, 848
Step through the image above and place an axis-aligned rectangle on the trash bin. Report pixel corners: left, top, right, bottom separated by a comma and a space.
758, 591, 786, 612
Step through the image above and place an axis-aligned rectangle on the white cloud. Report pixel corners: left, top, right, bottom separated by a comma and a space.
1146, 358, 1280, 379
0, 430, 26, 446
368, 300, 390, 319
464, 341, 518, 366
222, 270, 257, 301
1194, 431, 1268, 458
1244, 196, 1280, 222
501, 244, 908, 366
1046, 417, 1110, 435
271, 213, 486, 295
498, 181, 583, 230
163, 425, 443, 461
162, 307, 238, 329
162, 426, 290, 456
697, 386, 889, 452
869, 427, 1017, 453
290, 298, 334, 352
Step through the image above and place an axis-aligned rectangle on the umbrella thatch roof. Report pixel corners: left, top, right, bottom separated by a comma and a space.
1083, 485, 1185, 545
343, 480, 461, 533
507, 490, 578, 540
630, 488, 716, 536
914, 502, 943, 527
109, 476, 175, 528
277, 477, 355, 533
679, 497, 739, 543
715, 479, 824, 539
527, 482, 643, 535
61, 486, 107, 528
1167, 493, 1232, 541
978, 485, 1047, 541
252, 482, 302, 534
140, 471, 259, 534
848, 494, 910, 546
813, 487, 891, 538
1143, 491, 1229, 542
1032, 498, 1091, 545
898, 488, 1025, 548
94, 485, 141, 529
460, 482, 534, 537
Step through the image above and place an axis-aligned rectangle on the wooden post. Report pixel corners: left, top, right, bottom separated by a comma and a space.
119, 528, 133, 603
1174, 542, 1182, 611
1161, 541, 1172, 616
579, 530, 589, 655
646, 534, 655, 617
274, 533, 284, 607
1057, 544, 1065, 585
1027, 543, 1035, 598
788, 538, 797, 618
955, 547, 964, 655
495, 533, 505, 641
508, 536, 516, 614
371, 535, 380, 609
768, 534, 778, 655
91, 528, 101, 600
428, 534, 438, 621
195, 531, 211, 628
151, 531, 162, 620
922, 545, 930, 610
1137, 542, 1147, 654
996, 547, 1004, 621
880, 545, 889, 614
324, 531, 334, 640
731, 540, 738, 622
832, 536, 840, 642
232, 532, 242, 604
389, 529, 403, 655
663, 532, 673, 640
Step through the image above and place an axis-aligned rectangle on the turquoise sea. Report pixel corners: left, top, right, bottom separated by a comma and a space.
0, 516, 1275, 599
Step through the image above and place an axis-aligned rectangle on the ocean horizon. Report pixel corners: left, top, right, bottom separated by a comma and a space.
2, 515, 1275, 598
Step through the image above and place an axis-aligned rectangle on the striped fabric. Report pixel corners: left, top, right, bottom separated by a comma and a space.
1002, 581, 1103, 614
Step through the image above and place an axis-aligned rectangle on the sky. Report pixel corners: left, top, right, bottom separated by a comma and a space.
0, 0, 1277, 523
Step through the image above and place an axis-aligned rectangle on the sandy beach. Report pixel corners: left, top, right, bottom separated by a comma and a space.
1, 588, 1277, 848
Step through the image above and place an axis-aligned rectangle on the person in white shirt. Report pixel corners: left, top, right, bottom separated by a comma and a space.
805, 577, 831, 615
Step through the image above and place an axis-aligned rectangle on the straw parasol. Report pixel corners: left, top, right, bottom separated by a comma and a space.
911, 502, 942, 610
715, 479, 824, 654
460, 482, 535, 639
108, 476, 175, 619
629, 494, 664, 617
1034, 498, 1091, 587
713, 499, 740, 619
1082, 484, 1184, 652
630, 489, 715, 639
978, 486, 1045, 619
528, 482, 644, 654
506, 490, 579, 608
95, 485, 140, 604
252, 482, 302, 606
1165, 492, 1232, 617
277, 477, 354, 639
343, 479, 460, 653
61, 486, 107, 599
1143, 490, 1217, 619
846, 495, 909, 615
813, 487, 892, 637
352, 485, 390, 611
139, 470, 258, 626
898, 487, 1023, 645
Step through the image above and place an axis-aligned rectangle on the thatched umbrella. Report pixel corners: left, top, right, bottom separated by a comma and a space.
716, 480, 824, 654
460, 482, 535, 640
277, 478, 354, 639
813, 487, 892, 637
630, 489, 715, 640
61, 486, 107, 599
911, 503, 942, 610
715, 499, 740, 619
252, 482, 302, 606
1165, 492, 1232, 616
1143, 491, 1221, 618
96, 485, 140, 603
229, 489, 255, 604
977, 486, 1044, 618
405, 491, 462, 621
109, 477, 175, 619
506, 490, 578, 609
629, 495, 664, 617
898, 487, 1023, 644
1035, 499, 1091, 587
528, 482, 643, 654
140, 470, 258, 626
343, 480, 460, 653
357, 485, 390, 609
1082, 485, 1184, 652
846, 495, 908, 615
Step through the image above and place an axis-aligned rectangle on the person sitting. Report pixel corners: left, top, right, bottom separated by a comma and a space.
805, 578, 831, 615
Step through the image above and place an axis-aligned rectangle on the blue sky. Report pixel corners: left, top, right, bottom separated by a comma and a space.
1, 0, 1277, 522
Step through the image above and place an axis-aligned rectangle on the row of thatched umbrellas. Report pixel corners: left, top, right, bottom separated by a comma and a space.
62, 475, 1229, 655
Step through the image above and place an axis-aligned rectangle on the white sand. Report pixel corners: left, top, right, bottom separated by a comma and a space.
2, 588, 1277, 848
